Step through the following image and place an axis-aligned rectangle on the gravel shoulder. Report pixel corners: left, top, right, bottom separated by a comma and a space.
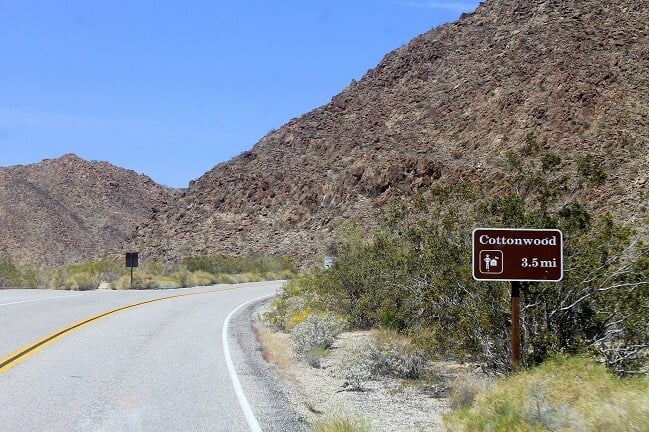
249, 302, 485, 432
229, 299, 309, 431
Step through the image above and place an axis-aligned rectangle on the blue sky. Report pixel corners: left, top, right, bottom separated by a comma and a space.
0, 0, 479, 188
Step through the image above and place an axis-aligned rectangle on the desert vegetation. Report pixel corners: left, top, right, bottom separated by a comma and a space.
266, 148, 648, 429
445, 356, 649, 431
0, 253, 295, 290
310, 417, 370, 432
271, 148, 649, 374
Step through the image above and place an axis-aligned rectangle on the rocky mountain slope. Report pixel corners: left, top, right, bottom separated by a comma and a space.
0, 154, 173, 266
132, 0, 648, 265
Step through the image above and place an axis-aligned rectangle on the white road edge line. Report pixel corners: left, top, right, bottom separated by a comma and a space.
222, 293, 275, 432
0, 294, 81, 307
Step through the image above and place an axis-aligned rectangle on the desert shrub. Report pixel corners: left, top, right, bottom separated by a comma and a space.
310, 417, 370, 432
170, 268, 193, 287
113, 273, 163, 290
449, 376, 492, 411
291, 313, 347, 357
337, 334, 428, 390
151, 277, 180, 289
64, 271, 100, 290
190, 270, 217, 286
290, 191, 512, 369
0, 253, 288, 290
288, 306, 312, 329
228, 273, 258, 284
46, 268, 68, 289
577, 153, 608, 186
338, 339, 380, 391
264, 269, 296, 281
67, 258, 124, 283
0, 253, 24, 287
265, 295, 313, 332
272, 149, 648, 373
444, 356, 649, 431
304, 345, 329, 369
374, 335, 427, 379
182, 253, 296, 276
265, 275, 321, 330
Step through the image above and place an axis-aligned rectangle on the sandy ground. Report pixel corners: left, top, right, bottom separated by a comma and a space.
252, 303, 486, 432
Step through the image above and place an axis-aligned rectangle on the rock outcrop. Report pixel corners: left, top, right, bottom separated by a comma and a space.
132, 0, 649, 265
3, 0, 647, 267
0, 154, 173, 266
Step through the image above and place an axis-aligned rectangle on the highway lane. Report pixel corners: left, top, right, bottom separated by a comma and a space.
0, 286, 236, 357
0, 281, 300, 431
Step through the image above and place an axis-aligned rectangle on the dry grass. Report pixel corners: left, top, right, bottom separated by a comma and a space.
252, 321, 298, 373
448, 374, 492, 410
445, 356, 649, 431
310, 416, 370, 432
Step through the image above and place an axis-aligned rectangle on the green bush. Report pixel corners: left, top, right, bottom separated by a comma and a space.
0, 253, 22, 287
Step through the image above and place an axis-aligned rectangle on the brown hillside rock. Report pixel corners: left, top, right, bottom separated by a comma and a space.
0, 154, 173, 266
128, 0, 646, 264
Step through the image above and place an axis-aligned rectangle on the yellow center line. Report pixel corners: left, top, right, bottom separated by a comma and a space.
0, 287, 234, 374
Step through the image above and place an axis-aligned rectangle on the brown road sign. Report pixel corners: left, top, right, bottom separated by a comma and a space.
472, 228, 563, 282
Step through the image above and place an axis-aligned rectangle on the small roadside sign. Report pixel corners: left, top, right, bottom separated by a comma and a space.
472, 228, 563, 282
125, 252, 139, 289
125, 252, 139, 268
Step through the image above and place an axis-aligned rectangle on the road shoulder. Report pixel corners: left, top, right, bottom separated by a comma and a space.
228, 298, 308, 431
251, 302, 491, 432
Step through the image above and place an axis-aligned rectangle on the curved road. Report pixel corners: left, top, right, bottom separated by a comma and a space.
0, 281, 304, 431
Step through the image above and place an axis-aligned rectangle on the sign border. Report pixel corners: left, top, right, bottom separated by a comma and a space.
472, 227, 564, 282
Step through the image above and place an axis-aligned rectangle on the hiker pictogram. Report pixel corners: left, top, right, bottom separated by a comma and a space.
480, 250, 503, 274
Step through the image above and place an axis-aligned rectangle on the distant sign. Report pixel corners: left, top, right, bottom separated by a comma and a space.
125, 252, 139, 268
324, 256, 334, 270
472, 228, 563, 282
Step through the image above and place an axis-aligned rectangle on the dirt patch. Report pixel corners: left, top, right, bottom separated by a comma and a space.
252, 303, 487, 431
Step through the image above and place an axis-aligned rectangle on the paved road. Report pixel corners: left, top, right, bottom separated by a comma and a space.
0, 282, 304, 431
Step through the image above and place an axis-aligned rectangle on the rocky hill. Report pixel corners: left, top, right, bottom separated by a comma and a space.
0, 154, 173, 266
132, 0, 648, 265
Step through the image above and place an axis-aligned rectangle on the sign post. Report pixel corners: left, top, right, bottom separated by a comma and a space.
472, 228, 563, 371
125, 252, 139, 289
510, 281, 522, 370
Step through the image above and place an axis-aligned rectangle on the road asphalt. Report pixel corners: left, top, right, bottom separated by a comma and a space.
0, 282, 306, 431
